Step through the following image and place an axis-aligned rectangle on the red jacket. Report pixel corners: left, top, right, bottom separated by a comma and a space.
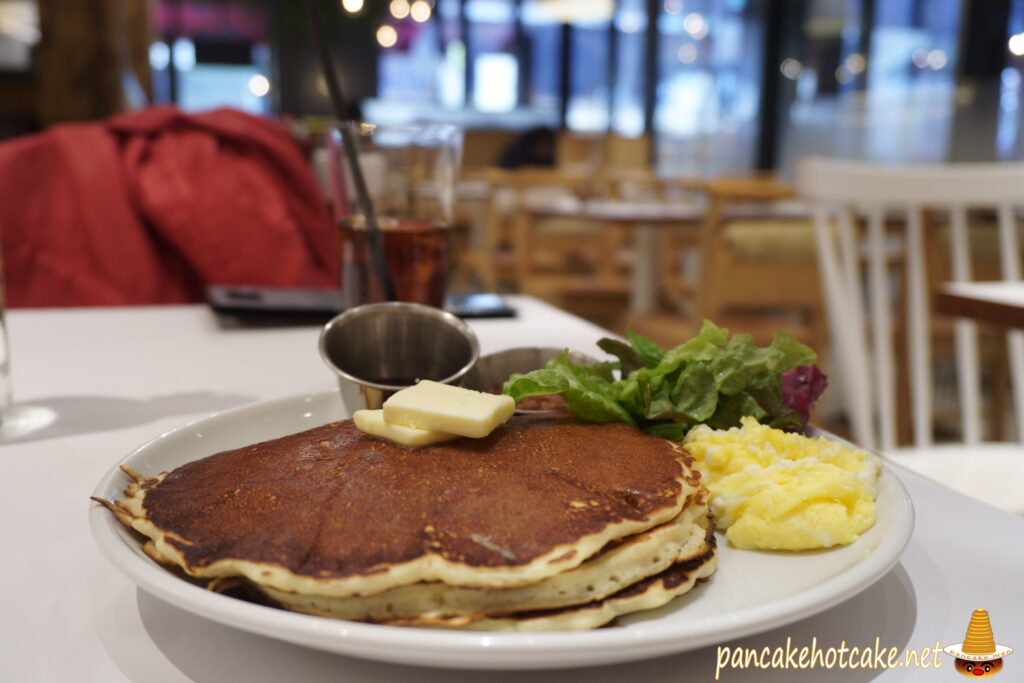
0, 106, 338, 307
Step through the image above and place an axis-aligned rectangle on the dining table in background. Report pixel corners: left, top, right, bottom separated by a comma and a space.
515, 186, 813, 318
936, 280, 1024, 329
934, 282, 1024, 509
517, 194, 706, 314
3, 296, 1023, 682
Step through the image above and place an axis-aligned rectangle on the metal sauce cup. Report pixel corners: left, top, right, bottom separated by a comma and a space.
319, 302, 480, 413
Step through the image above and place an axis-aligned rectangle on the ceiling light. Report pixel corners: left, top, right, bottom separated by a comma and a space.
410, 0, 431, 22
780, 58, 802, 80
1010, 33, 1024, 57
377, 25, 398, 48
927, 49, 947, 70
390, 0, 410, 20
248, 74, 270, 97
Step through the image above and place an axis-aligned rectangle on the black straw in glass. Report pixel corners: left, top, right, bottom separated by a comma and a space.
301, 0, 396, 301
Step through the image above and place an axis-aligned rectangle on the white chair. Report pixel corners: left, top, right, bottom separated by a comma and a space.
796, 157, 1024, 514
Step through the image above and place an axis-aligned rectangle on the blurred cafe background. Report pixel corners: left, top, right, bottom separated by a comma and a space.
3, 0, 1024, 467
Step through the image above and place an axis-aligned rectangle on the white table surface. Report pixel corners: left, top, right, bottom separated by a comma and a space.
2, 296, 1022, 682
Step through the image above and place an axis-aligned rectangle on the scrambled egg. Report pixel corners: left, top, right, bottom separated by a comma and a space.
683, 417, 880, 551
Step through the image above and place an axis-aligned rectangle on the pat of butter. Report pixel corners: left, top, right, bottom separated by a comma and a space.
353, 409, 460, 447
382, 380, 515, 438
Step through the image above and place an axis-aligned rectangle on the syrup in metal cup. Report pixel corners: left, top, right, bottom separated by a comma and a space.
327, 122, 462, 309
318, 302, 480, 414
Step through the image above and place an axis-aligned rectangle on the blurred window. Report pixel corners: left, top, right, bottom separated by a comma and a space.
174, 40, 270, 115
474, 52, 518, 111
377, 14, 444, 105
521, 4, 562, 120
153, 2, 270, 115
373, 0, 563, 127
1000, 0, 1024, 159
567, 19, 612, 132
866, 0, 961, 161
362, 0, 1006, 171
0, 0, 39, 72
437, 0, 466, 109
778, 0, 964, 173
613, 0, 647, 136
655, 0, 764, 174
466, 0, 517, 112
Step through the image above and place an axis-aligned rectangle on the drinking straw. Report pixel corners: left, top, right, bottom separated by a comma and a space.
301, 0, 396, 301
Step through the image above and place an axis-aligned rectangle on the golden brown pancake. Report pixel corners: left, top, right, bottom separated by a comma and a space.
103, 416, 703, 599
382, 521, 718, 631
253, 491, 712, 622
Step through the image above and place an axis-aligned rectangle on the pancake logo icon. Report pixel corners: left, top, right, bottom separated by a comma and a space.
944, 609, 1013, 677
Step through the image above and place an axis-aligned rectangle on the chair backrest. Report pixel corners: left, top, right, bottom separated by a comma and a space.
603, 134, 651, 170
694, 176, 825, 346
796, 157, 1024, 451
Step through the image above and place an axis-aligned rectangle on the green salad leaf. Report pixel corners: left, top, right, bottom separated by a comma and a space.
502, 320, 819, 440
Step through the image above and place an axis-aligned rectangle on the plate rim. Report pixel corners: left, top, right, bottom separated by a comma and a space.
89, 391, 915, 670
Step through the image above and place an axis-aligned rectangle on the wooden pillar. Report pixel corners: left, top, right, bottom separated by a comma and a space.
35, 0, 153, 126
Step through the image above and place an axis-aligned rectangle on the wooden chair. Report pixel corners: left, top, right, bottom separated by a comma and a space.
603, 134, 651, 170
461, 129, 523, 167
797, 157, 1024, 514
556, 132, 603, 172
460, 166, 605, 295
693, 176, 826, 350
623, 175, 827, 384
555, 132, 650, 174
506, 169, 631, 307
590, 169, 705, 310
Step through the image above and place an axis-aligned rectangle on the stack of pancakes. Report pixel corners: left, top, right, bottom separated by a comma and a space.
101, 416, 716, 631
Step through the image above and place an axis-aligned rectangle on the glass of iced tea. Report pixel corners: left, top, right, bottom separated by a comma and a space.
326, 122, 463, 309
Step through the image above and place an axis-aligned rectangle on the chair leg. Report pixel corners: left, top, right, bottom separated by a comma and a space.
992, 335, 1010, 441
513, 211, 532, 294
895, 345, 913, 446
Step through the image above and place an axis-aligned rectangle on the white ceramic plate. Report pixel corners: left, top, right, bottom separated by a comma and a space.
90, 392, 915, 670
